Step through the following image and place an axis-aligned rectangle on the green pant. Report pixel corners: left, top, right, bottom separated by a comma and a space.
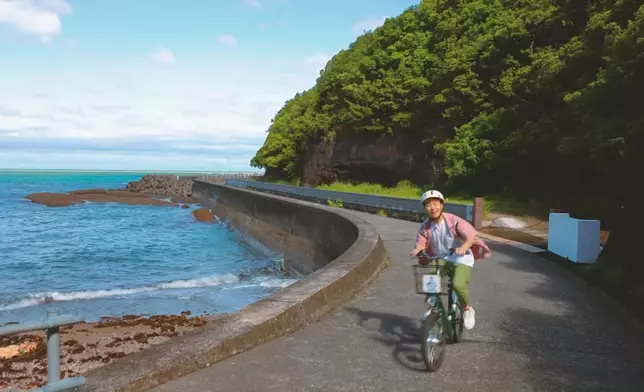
436, 259, 473, 307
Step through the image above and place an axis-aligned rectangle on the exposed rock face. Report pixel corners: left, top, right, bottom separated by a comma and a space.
124, 175, 195, 198
299, 131, 443, 187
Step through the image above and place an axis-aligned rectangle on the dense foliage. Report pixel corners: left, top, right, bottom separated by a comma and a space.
251, 0, 644, 218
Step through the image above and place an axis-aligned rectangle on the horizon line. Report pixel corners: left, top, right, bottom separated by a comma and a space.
0, 168, 265, 173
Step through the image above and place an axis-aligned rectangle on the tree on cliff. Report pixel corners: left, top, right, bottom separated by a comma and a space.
251, 89, 330, 179
251, 0, 644, 220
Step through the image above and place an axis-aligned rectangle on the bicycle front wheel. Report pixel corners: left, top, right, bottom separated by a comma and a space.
421, 311, 447, 372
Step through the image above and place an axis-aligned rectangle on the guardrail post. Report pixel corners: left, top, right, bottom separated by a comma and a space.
472, 197, 483, 230
0, 312, 86, 392
46, 311, 61, 384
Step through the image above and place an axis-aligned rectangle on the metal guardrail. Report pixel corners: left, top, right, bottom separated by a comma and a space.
197, 173, 263, 182
0, 311, 86, 392
222, 180, 473, 222
150, 171, 264, 178
146, 173, 264, 182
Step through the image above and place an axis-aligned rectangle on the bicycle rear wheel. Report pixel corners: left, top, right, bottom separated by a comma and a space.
450, 301, 464, 343
421, 311, 447, 372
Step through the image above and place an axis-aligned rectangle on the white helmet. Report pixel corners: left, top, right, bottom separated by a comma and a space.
420, 190, 445, 205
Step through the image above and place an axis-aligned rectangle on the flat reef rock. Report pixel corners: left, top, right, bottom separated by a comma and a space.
25, 175, 199, 207
25, 189, 189, 208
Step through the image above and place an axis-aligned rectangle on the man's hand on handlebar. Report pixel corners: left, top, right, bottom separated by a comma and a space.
409, 248, 459, 263
409, 249, 433, 265
454, 246, 468, 255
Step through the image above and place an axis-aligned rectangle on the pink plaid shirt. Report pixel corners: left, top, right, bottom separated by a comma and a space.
413, 212, 491, 261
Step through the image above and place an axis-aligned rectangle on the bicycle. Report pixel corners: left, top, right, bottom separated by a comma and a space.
410, 249, 465, 372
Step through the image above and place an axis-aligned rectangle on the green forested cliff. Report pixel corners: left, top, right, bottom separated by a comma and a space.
251, 0, 643, 218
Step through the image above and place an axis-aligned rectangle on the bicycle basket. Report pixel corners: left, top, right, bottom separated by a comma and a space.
413, 264, 445, 294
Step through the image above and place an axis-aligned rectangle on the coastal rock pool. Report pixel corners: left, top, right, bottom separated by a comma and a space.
0, 171, 298, 325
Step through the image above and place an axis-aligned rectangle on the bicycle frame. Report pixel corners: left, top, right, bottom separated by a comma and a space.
423, 277, 458, 339
416, 251, 460, 342
412, 250, 465, 372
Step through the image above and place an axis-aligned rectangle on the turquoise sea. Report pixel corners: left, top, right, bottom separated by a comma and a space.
0, 170, 296, 325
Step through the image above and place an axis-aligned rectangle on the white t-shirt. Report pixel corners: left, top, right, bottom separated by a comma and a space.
428, 218, 475, 267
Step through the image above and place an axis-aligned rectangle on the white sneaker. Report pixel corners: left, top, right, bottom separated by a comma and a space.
463, 307, 475, 330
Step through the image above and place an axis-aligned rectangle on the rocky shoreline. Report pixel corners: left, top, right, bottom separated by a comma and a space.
0, 312, 214, 390
3, 174, 223, 390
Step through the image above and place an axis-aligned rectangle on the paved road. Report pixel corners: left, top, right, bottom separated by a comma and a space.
152, 212, 644, 392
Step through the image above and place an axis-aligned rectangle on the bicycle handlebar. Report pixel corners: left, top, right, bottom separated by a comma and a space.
409, 248, 455, 261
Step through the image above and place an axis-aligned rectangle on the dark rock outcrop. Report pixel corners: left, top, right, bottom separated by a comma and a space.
299, 130, 443, 187
124, 175, 195, 198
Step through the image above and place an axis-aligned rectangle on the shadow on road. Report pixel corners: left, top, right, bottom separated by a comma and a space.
489, 242, 644, 391
343, 307, 430, 372
344, 239, 644, 391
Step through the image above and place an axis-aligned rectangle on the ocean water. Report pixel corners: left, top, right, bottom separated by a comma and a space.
0, 171, 297, 325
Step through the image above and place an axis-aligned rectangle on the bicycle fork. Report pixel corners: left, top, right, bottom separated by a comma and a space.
421, 292, 458, 345
420, 291, 458, 322
421, 294, 439, 321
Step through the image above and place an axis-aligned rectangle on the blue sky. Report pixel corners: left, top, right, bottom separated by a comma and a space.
0, 0, 417, 171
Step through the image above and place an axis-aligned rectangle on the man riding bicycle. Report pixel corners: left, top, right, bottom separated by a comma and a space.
409, 190, 491, 330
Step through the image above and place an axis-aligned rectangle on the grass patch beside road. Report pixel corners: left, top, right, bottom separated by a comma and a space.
259, 178, 547, 219
317, 180, 421, 199
316, 181, 547, 219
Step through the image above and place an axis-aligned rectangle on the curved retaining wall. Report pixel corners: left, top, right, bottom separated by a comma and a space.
77, 181, 387, 392
196, 180, 359, 272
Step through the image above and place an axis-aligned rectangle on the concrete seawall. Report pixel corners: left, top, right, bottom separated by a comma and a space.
76, 181, 387, 392
194, 180, 358, 272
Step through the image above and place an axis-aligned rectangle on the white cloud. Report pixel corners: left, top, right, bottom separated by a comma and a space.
351, 16, 387, 36
218, 34, 238, 47
152, 48, 176, 63
0, 57, 323, 170
0, 150, 250, 171
0, 0, 72, 42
